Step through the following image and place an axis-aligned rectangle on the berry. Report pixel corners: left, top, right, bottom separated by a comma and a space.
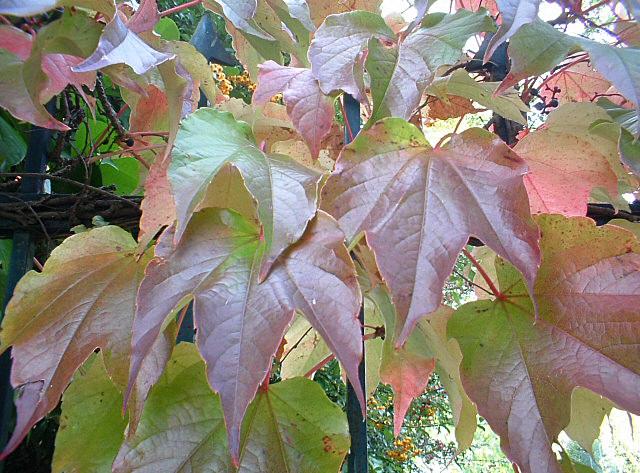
530, 87, 539, 96
549, 98, 559, 107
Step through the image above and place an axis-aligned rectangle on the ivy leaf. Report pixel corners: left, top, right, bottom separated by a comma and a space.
128, 0, 160, 34
322, 119, 540, 345
0, 114, 26, 170
484, 0, 541, 62
254, 60, 334, 158
564, 387, 613, 454
0, 0, 115, 17
365, 9, 494, 123
538, 62, 610, 105
116, 343, 348, 472
0, 24, 32, 60
309, 11, 394, 102
52, 356, 128, 473
371, 286, 476, 446
40, 53, 96, 105
73, 14, 174, 75
285, 0, 315, 31
0, 49, 68, 130
455, 0, 499, 16
426, 69, 528, 124
448, 214, 640, 473
127, 209, 363, 462
207, 0, 274, 40
498, 20, 578, 92
306, 0, 382, 28
577, 39, 640, 137
514, 103, 620, 216
281, 315, 331, 379
0, 226, 170, 459
168, 108, 322, 275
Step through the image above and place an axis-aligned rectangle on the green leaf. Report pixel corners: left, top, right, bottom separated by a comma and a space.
448, 215, 640, 473
500, 20, 579, 91
169, 107, 323, 276
564, 387, 613, 454
154, 17, 180, 41
370, 285, 476, 447
0, 226, 171, 458
100, 157, 141, 195
426, 69, 528, 124
0, 114, 26, 170
53, 356, 127, 473
578, 39, 640, 137
115, 343, 350, 472
365, 9, 494, 123
0, 239, 12, 311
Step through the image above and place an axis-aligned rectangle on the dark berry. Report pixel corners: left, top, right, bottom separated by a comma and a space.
534, 102, 546, 111
530, 87, 539, 96
125, 137, 135, 147
549, 98, 559, 108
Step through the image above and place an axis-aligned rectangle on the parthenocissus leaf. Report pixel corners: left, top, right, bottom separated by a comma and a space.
254, 60, 334, 159
53, 355, 127, 473
371, 284, 477, 447
309, 10, 394, 102
367, 9, 494, 124
484, 0, 541, 61
116, 343, 349, 472
514, 103, 620, 216
322, 118, 540, 345
168, 107, 323, 277
126, 209, 363, 463
0, 226, 171, 459
73, 14, 174, 75
448, 214, 640, 473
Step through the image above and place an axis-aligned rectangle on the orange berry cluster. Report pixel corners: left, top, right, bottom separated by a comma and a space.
386, 437, 422, 462
227, 71, 257, 92
209, 63, 233, 95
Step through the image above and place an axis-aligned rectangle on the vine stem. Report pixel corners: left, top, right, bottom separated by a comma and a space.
0, 173, 140, 208
87, 144, 165, 163
160, 0, 203, 17
461, 248, 505, 300
340, 98, 355, 142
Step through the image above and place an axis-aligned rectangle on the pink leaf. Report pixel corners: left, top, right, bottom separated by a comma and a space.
322, 120, 540, 345
127, 210, 364, 463
128, 0, 160, 33
73, 14, 174, 75
254, 61, 334, 159
0, 25, 33, 60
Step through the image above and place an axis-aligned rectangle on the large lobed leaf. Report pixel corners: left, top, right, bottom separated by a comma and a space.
449, 215, 640, 473
514, 103, 621, 216
116, 343, 349, 472
0, 226, 172, 458
127, 209, 363, 462
168, 108, 323, 276
322, 119, 540, 345
254, 60, 334, 159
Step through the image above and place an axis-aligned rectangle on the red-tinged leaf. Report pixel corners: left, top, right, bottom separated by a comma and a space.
40, 54, 96, 106
456, 0, 500, 16
365, 10, 495, 124
514, 103, 620, 216
206, 0, 274, 40
539, 61, 611, 104
127, 209, 364, 462
73, 14, 174, 75
309, 10, 395, 102
484, 0, 541, 62
115, 344, 349, 472
0, 25, 32, 60
577, 39, 640, 137
322, 119, 540, 345
0, 50, 68, 130
139, 154, 175, 237
254, 60, 334, 158
167, 108, 322, 276
128, 0, 160, 33
448, 214, 640, 473
306, 0, 382, 27
0, 227, 170, 458
427, 94, 476, 120
0, 0, 115, 17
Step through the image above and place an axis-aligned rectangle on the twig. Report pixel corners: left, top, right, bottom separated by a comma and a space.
160, 0, 203, 17
95, 73, 127, 140
0, 173, 139, 208
462, 248, 504, 300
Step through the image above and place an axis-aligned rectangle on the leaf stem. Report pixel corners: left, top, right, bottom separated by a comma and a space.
160, 0, 203, 17
462, 248, 505, 300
